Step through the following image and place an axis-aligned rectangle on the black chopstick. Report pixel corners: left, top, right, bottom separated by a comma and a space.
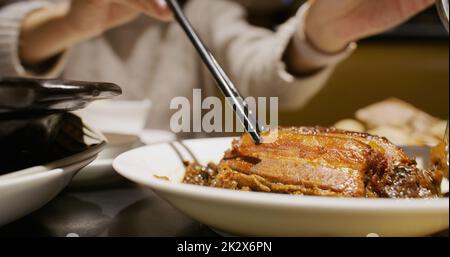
166, 0, 265, 144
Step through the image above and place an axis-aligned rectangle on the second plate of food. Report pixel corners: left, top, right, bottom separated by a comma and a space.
113, 136, 449, 237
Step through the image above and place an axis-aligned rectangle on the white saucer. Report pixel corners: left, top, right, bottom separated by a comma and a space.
139, 130, 176, 145
70, 130, 176, 187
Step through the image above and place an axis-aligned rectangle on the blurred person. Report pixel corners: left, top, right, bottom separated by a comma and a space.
0, 0, 434, 130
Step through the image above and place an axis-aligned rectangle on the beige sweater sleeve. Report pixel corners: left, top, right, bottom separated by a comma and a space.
0, 0, 354, 112
0, 0, 68, 78
185, 0, 355, 111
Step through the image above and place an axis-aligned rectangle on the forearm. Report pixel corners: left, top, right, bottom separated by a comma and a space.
19, 3, 82, 65
284, 3, 355, 75
18, 0, 166, 66
284, 39, 321, 75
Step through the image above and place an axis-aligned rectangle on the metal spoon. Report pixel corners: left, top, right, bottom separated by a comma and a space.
436, 0, 449, 173
436, 0, 449, 32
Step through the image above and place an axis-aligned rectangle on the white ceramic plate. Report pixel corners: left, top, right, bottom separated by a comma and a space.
0, 127, 106, 226
114, 137, 449, 237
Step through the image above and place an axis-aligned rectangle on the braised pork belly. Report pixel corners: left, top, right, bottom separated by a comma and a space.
184, 127, 443, 198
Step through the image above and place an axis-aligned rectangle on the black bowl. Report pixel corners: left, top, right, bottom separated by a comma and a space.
0, 113, 89, 174
0, 77, 122, 174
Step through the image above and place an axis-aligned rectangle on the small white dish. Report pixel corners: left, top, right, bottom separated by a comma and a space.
69, 158, 121, 187
70, 133, 141, 187
74, 100, 152, 135
0, 126, 106, 226
71, 130, 176, 187
113, 137, 449, 237
139, 129, 176, 145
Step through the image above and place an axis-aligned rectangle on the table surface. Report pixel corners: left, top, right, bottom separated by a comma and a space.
0, 178, 218, 237
0, 174, 448, 237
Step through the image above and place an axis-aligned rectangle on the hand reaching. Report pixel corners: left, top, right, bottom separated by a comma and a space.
305, 0, 435, 53
65, 0, 173, 39
21, 0, 173, 64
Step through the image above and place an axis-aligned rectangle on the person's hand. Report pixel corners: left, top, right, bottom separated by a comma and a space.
305, 0, 435, 53
65, 0, 173, 39
20, 0, 172, 64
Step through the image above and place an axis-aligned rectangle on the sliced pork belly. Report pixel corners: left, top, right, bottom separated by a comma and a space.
184, 127, 443, 198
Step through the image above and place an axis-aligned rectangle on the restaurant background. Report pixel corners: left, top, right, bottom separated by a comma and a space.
1, 0, 447, 124
236, 0, 449, 125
